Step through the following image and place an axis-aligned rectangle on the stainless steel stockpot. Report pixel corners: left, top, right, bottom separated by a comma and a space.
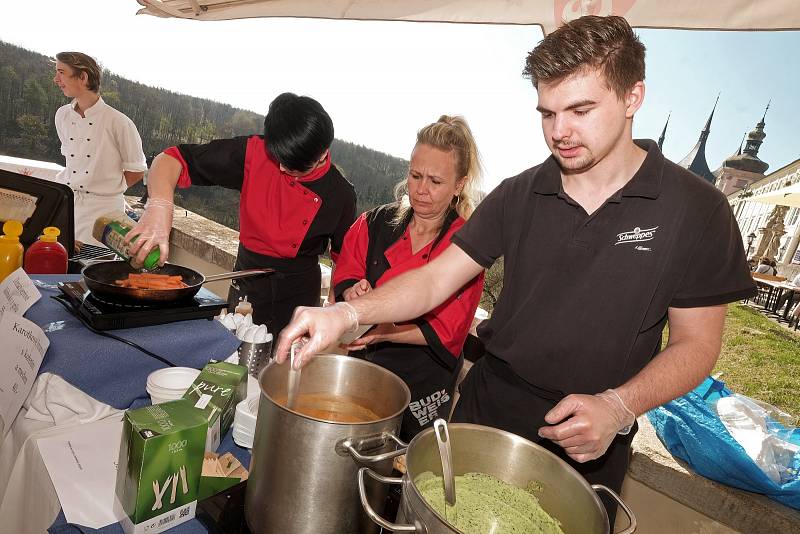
359, 423, 636, 534
245, 354, 411, 534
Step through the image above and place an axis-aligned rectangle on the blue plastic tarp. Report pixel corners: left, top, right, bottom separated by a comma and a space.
648, 377, 800, 510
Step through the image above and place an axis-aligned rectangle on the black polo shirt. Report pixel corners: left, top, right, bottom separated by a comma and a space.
452, 140, 757, 397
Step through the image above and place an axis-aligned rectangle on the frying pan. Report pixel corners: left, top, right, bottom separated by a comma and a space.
81, 260, 273, 305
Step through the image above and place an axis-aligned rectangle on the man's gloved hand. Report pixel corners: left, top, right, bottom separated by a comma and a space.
275, 301, 359, 369
124, 198, 174, 267
537, 389, 636, 463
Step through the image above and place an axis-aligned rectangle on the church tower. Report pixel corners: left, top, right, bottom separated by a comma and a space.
678, 96, 718, 184
657, 113, 670, 151
714, 102, 770, 196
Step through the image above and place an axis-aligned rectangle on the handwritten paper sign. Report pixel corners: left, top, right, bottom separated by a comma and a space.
0, 267, 41, 319
0, 312, 49, 436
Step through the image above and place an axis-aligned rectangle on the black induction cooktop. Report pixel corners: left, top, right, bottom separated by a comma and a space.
58, 280, 227, 330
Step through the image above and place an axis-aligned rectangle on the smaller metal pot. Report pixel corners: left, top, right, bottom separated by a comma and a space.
358, 423, 636, 534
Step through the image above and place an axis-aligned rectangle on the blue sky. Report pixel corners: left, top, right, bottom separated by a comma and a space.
636, 28, 799, 180
2, 1, 799, 191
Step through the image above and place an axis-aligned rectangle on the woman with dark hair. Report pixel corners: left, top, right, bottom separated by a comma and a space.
333, 115, 485, 440
127, 93, 356, 335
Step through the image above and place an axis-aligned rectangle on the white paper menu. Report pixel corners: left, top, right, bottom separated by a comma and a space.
0, 311, 49, 436
38, 416, 125, 529
0, 267, 41, 319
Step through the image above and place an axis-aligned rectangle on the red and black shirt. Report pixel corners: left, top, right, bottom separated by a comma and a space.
334, 203, 484, 365
164, 136, 356, 261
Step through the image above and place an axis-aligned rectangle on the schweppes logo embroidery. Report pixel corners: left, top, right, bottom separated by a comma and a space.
614, 226, 659, 246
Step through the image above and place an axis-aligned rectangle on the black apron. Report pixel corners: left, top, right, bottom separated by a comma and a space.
361, 205, 464, 441
227, 243, 321, 337
452, 353, 636, 525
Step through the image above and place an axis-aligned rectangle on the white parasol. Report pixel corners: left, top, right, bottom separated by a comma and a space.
749, 182, 800, 209
135, 0, 800, 33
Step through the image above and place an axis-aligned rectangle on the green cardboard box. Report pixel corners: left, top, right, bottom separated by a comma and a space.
182, 361, 247, 451
114, 400, 208, 534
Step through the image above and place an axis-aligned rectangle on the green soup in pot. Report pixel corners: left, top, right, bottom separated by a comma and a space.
416, 472, 564, 534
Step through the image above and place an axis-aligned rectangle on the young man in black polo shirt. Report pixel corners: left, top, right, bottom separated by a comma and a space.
276, 15, 756, 520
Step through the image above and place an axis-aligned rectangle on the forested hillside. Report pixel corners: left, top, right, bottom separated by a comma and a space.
0, 41, 407, 228
1, 41, 501, 309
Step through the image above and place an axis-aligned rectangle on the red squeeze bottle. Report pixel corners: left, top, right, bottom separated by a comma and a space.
24, 226, 68, 274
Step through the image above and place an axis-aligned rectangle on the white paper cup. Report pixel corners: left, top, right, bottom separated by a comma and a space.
148, 391, 179, 405
146, 367, 200, 404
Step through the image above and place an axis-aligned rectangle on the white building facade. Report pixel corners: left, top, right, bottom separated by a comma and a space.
730, 158, 800, 271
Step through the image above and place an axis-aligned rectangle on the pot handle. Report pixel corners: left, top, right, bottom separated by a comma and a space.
205, 268, 274, 283
340, 432, 408, 463
591, 484, 637, 534
358, 467, 420, 533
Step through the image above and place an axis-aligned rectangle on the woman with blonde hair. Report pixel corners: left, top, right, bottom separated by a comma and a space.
333, 115, 485, 439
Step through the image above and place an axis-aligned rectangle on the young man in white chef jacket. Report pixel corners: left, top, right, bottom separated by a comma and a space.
53, 51, 147, 246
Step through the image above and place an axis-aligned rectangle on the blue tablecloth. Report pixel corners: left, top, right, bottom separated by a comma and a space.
29, 275, 242, 410
25, 276, 252, 533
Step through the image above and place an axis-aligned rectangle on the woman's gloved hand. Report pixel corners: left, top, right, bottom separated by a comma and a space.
125, 198, 174, 267
340, 322, 393, 351
275, 301, 359, 369
343, 279, 372, 301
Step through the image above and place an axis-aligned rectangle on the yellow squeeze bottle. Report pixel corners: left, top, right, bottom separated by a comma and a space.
0, 220, 24, 283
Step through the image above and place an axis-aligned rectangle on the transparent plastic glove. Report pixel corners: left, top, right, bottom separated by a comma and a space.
538, 389, 636, 463
341, 323, 390, 351
275, 302, 358, 369
125, 198, 173, 267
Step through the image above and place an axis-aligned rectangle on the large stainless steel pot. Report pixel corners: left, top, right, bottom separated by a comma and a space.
246, 354, 411, 534
358, 423, 636, 533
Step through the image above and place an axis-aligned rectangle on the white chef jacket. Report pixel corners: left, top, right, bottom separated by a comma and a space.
54, 97, 146, 245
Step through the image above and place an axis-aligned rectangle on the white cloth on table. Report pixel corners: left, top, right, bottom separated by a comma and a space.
0, 372, 120, 533
25, 372, 120, 426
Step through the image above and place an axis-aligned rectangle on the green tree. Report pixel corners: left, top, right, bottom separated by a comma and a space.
187, 120, 217, 144
227, 110, 261, 137
22, 78, 47, 115
15, 114, 49, 156
481, 257, 504, 312
102, 90, 121, 109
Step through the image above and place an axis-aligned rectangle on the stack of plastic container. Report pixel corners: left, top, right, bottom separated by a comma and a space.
146, 367, 201, 404
232, 396, 259, 448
